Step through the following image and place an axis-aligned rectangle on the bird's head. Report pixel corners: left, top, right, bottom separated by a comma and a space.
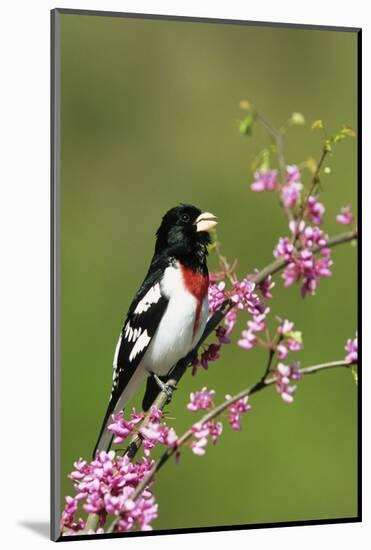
155, 204, 218, 266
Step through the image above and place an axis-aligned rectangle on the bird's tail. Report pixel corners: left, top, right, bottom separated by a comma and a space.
92, 367, 149, 459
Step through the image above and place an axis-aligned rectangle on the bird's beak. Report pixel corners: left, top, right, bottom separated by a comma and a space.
195, 211, 218, 233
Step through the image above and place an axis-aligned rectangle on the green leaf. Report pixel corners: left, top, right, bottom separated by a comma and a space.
340, 126, 356, 138
351, 366, 358, 385
239, 114, 255, 136
252, 147, 271, 171
311, 119, 323, 130
324, 139, 332, 153
286, 331, 303, 344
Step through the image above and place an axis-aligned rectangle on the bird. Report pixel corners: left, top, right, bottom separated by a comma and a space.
93, 204, 218, 457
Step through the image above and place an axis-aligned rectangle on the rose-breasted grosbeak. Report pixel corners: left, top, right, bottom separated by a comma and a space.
93, 204, 217, 456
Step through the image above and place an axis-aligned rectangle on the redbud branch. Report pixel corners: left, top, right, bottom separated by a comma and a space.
85, 229, 357, 534
106, 358, 355, 533
255, 112, 293, 221
293, 147, 329, 242
123, 228, 357, 461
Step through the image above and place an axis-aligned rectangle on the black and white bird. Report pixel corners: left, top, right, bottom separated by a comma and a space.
93, 204, 217, 457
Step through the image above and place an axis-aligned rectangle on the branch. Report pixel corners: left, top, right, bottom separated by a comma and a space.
83, 228, 357, 534
123, 228, 357, 460
254, 112, 293, 221
106, 358, 355, 532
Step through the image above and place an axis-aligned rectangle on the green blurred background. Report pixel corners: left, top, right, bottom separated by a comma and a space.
60, 13, 358, 531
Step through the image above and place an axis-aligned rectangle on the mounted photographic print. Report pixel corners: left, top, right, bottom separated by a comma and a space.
51, 8, 360, 542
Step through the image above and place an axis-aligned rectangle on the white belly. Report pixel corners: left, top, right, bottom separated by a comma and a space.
141, 263, 209, 376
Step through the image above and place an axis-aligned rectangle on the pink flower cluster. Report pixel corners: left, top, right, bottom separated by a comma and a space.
191, 420, 223, 456
209, 276, 270, 355
108, 409, 144, 445
274, 222, 333, 297
108, 406, 178, 458
191, 326, 230, 375
225, 395, 251, 430
345, 333, 358, 363
140, 415, 178, 457
251, 169, 277, 192
336, 206, 353, 225
187, 387, 215, 412
306, 195, 325, 225
281, 165, 303, 209
61, 451, 157, 534
187, 388, 252, 455
276, 319, 303, 360
275, 362, 302, 403
250, 165, 304, 210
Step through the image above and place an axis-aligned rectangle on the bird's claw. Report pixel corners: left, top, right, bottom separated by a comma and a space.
152, 374, 177, 403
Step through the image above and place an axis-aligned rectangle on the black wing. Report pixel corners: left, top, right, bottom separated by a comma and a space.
111, 256, 170, 400
93, 257, 170, 457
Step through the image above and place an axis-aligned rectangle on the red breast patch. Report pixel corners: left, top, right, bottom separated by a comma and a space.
180, 265, 209, 337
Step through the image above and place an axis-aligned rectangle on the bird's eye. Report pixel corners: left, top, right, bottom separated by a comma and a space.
181, 213, 190, 222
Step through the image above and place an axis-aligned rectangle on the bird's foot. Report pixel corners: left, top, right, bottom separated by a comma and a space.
152, 374, 177, 403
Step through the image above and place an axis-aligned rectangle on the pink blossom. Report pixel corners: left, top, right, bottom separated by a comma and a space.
62, 451, 157, 533
257, 274, 275, 299
208, 281, 226, 314
139, 411, 178, 456
238, 313, 266, 351
274, 237, 294, 260
216, 326, 231, 344
275, 223, 333, 298
286, 164, 301, 184
225, 395, 251, 431
279, 165, 303, 208
279, 319, 294, 335
275, 362, 302, 403
336, 206, 353, 225
108, 409, 144, 445
191, 420, 223, 455
225, 308, 237, 334
251, 169, 278, 192
277, 343, 288, 360
306, 195, 325, 225
345, 334, 358, 363
187, 387, 215, 412
287, 338, 302, 352
281, 182, 303, 209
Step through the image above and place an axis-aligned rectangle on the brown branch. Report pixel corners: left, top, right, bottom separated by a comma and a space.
83, 228, 357, 534
123, 228, 357, 460
137, 360, 355, 491
107, 358, 355, 532
293, 147, 329, 242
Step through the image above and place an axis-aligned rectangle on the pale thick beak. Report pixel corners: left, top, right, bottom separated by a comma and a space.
195, 211, 218, 233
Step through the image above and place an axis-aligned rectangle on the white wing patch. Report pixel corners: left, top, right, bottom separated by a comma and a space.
129, 329, 151, 362
134, 283, 161, 314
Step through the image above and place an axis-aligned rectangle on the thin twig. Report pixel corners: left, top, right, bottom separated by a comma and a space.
255, 112, 292, 220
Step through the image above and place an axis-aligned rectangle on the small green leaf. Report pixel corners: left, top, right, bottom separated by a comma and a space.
290, 112, 306, 126
252, 147, 271, 171
351, 366, 358, 385
340, 126, 356, 138
311, 119, 323, 130
324, 166, 331, 174
239, 114, 255, 136
286, 331, 303, 344
324, 139, 332, 153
